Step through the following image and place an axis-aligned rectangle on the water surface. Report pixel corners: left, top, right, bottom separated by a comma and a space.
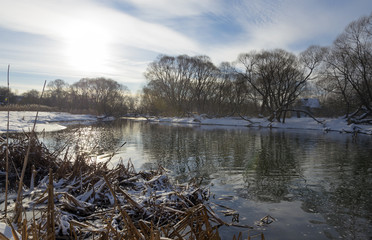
41, 119, 372, 239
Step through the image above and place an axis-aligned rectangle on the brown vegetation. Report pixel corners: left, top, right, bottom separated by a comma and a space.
0, 104, 58, 112
0, 133, 259, 239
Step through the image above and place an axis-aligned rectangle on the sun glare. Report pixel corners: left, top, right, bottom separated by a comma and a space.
61, 20, 112, 74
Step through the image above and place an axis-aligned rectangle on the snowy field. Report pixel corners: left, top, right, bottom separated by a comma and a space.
0, 111, 97, 133
127, 115, 372, 135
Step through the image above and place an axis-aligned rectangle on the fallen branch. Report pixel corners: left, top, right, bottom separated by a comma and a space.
285, 109, 325, 124
238, 114, 260, 125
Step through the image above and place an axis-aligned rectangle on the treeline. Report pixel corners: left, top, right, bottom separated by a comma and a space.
1, 78, 135, 116
140, 13, 372, 123
140, 49, 323, 122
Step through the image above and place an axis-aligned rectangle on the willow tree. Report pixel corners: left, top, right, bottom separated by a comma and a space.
321, 13, 372, 123
144, 55, 193, 115
143, 54, 220, 115
236, 47, 324, 122
189, 55, 220, 113
46, 79, 69, 109
70, 78, 129, 115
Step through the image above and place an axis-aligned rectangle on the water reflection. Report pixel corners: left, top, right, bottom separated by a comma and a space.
237, 131, 302, 203
41, 120, 372, 239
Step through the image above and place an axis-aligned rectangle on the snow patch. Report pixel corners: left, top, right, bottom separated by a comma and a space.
0, 111, 98, 133
0, 222, 21, 240
126, 116, 372, 135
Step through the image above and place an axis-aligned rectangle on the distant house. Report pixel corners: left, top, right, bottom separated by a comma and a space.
296, 98, 321, 117
0, 95, 8, 105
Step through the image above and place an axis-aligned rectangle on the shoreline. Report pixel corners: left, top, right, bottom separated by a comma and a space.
1, 111, 371, 135
123, 116, 372, 135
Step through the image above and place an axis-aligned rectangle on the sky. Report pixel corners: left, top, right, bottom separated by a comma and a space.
0, 0, 371, 94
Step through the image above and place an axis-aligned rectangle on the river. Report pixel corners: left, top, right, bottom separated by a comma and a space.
40, 119, 372, 239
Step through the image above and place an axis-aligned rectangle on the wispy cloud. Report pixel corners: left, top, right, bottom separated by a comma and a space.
0, 0, 371, 92
0, 0, 202, 90
203, 0, 372, 62
116, 0, 221, 19
0, 0, 200, 53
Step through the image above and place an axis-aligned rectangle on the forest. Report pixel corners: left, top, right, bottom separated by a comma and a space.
1, 13, 371, 124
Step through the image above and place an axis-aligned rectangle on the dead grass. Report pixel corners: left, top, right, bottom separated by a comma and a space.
0, 134, 237, 239
0, 104, 58, 112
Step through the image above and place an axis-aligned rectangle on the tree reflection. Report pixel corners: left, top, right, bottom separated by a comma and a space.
237, 131, 302, 202
141, 125, 218, 183
141, 125, 263, 183
294, 141, 372, 239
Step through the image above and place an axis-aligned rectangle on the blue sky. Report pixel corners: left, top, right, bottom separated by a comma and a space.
0, 0, 371, 94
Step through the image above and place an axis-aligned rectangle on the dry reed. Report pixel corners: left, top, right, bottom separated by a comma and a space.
1, 133, 235, 239
4, 64, 10, 218
13, 81, 46, 224
0, 83, 265, 239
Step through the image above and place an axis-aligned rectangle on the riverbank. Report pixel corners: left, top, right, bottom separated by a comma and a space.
1, 111, 371, 135
0, 111, 99, 133
125, 115, 372, 135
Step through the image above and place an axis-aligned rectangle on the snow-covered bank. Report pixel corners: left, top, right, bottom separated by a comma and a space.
1, 111, 371, 135
125, 116, 372, 135
0, 111, 98, 133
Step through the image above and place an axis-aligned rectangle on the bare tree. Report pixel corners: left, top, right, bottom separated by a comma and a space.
216, 62, 254, 116
21, 90, 40, 105
70, 78, 130, 115
90, 78, 129, 115
144, 55, 194, 115
143, 54, 223, 115
70, 78, 91, 112
317, 51, 357, 116
46, 79, 69, 109
189, 55, 220, 113
322, 13, 372, 123
236, 48, 324, 122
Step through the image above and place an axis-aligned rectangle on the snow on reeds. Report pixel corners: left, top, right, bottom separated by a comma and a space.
0, 133, 245, 239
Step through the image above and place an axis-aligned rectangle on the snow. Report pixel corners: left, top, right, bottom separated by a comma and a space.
0, 111, 371, 135
126, 115, 372, 135
0, 111, 97, 133
300, 98, 320, 108
0, 222, 21, 240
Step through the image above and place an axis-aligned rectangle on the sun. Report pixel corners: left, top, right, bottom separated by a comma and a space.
61, 19, 112, 74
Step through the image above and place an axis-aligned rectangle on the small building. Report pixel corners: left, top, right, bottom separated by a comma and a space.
296, 98, 321, 117
0, 95, 8, 105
